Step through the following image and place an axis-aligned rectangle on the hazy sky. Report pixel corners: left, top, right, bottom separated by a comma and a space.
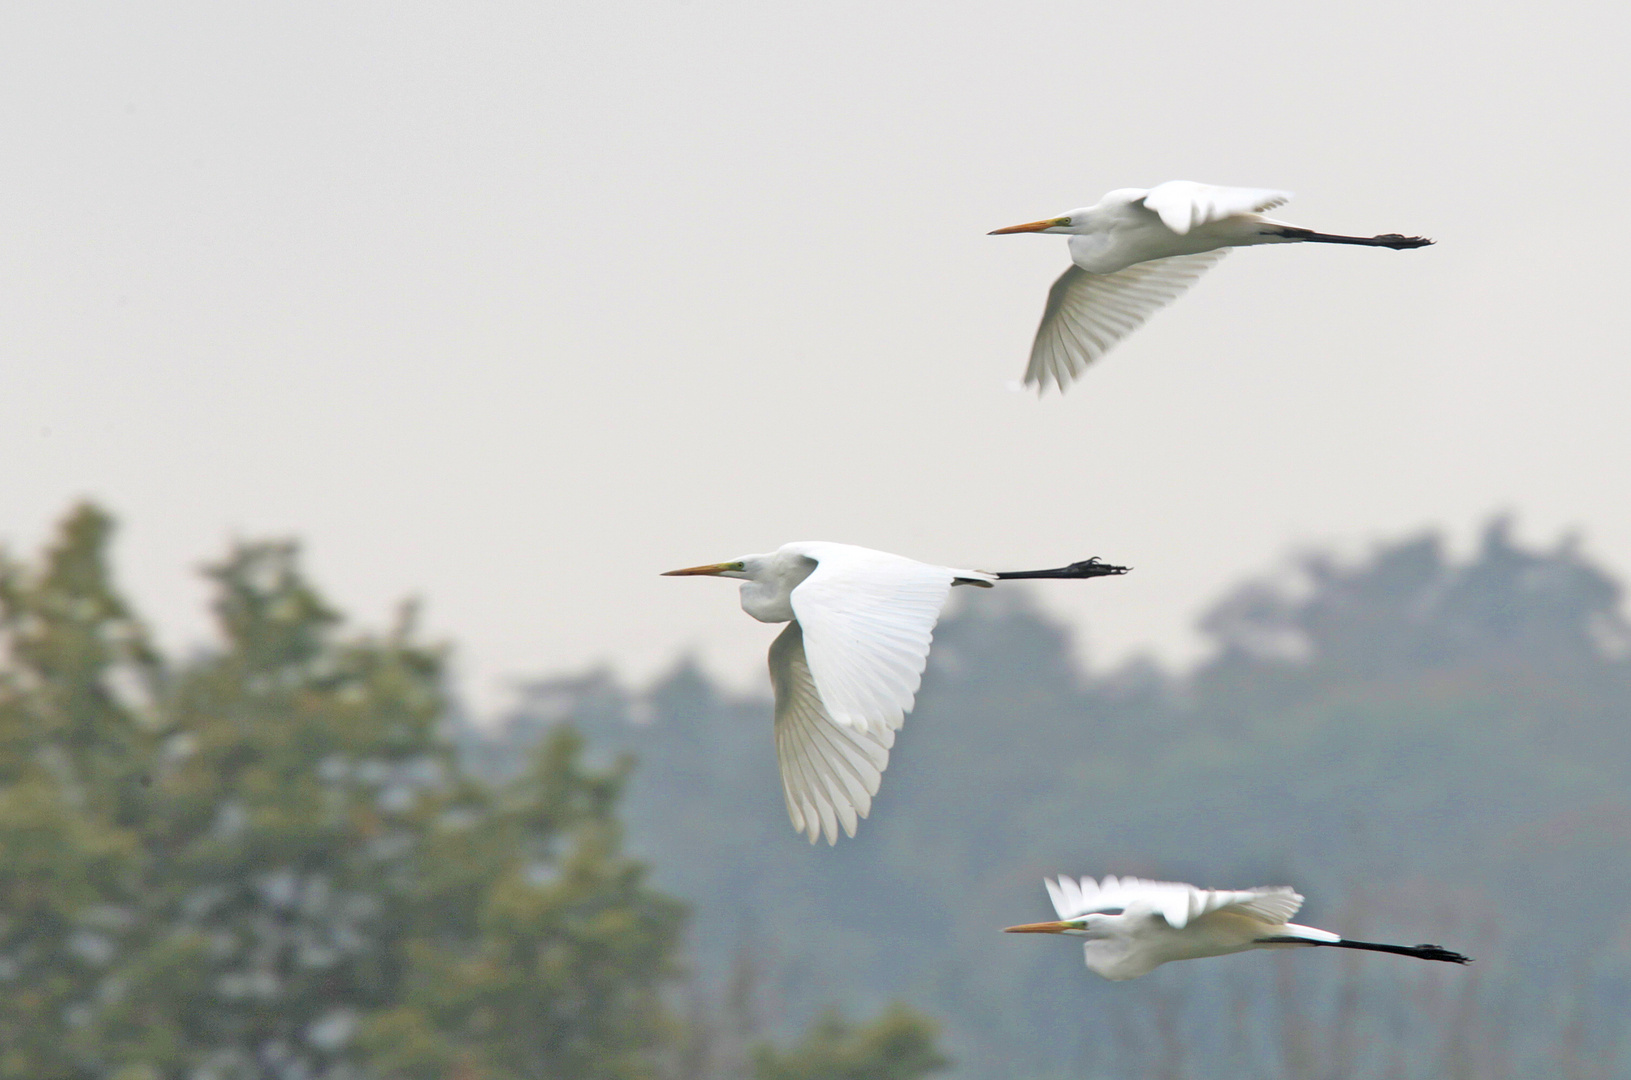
3, 1, 1627, 712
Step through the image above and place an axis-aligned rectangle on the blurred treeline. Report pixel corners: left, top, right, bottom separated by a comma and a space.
5, 504, 1628, 1079
0, 505, 947, 1080
488, 518, 1631, 1080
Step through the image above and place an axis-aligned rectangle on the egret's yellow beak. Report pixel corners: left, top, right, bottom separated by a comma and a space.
988, 217, 1071, 235
661, 562, 742, 577
1003, 920, 1073, 934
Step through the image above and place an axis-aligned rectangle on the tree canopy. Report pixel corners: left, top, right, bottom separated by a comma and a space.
0, 505, 709, 1079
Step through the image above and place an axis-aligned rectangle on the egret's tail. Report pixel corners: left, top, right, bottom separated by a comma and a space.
991, 557, 1131, 581
1270, 227, 1433, 249
1257, 935, 1471, 964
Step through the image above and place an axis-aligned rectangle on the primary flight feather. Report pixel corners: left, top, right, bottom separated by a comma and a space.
664, 542, 1127, 844
990, 181, 1433, 394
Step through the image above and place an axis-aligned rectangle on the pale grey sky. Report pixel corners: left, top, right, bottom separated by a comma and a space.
2, 1, 1626, 711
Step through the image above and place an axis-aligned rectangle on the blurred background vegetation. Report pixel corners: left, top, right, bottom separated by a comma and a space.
3, 503, 1627, 1078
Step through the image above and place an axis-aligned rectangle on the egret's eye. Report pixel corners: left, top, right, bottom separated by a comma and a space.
1058, 217, 1072, 226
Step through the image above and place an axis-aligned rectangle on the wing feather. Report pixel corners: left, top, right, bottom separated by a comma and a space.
1218, 887, 1304, 925
784, 543, 962, 738
1044, 875, 1072, 918
1024, 252, 1229, 394
773, 650, 846, 843
1141, 181, 1292, 235
768, 621, 893, 845
1043, 875, 1305, 929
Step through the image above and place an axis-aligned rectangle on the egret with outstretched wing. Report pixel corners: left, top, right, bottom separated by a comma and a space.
990, 181, 1433, 393
1005, 874, 1470, 980
664, 542, 1127, 844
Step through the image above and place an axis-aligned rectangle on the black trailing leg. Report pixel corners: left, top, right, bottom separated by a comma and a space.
1257, 936, 1471, 964
1272, 227, 1434, 249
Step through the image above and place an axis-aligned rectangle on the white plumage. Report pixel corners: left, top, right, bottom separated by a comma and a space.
665, 542, 1126, 843
990, 181, 1432, 394
767, 620, 891, 845
1007, 874, 1471, 980
1140, 182, 1292, 237
1046, 874, 1306, 931
784, 543, 965, 739
1026, 253, 1227, 395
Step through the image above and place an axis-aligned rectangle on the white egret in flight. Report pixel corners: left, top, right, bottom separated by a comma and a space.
1005, 874, 1470, 980
663, 542, 1127, 844
990, 181, 1433, 394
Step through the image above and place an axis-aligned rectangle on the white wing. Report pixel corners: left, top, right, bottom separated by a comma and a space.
1045, 875, 1304, 930
1024, 253, 1228, 393
1217, 887, 1305, 925
1140, 181, 1292, 236
784, 542, 973, 738
767, 621, 895, 845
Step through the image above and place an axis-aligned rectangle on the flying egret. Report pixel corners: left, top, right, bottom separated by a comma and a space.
990, 181, 1433, 394
1005, 874, 1471, 980
663, 542, 1128, 844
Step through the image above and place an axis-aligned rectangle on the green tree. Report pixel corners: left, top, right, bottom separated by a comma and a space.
359, 726, 687, 1080
0, 504, 156, 1078
92, 539, 454, 1076
0, 504, 692, 1080
751, 1006, 950, 1080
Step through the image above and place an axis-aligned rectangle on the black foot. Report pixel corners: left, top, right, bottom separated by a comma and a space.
1059, 557, 1131, 578
1374, 233, 1434, 249
1408, 944, 1472, 964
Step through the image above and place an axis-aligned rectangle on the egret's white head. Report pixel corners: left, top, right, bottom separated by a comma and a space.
1006, 909, 1151, 978
665, 552, 807, 625
988, 209, 1091, 236
661, 557, 756, 580
1003, 913, 1115, 937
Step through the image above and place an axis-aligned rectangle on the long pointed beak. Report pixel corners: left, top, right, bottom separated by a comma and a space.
661, 563, 735, 577
1003, 920, 1072, 934
988, 217, 1070, 235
